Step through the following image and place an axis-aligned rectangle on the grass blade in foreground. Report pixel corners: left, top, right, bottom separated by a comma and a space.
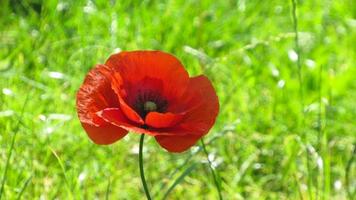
290, 0, 314, 199
49, 147, 73, 199
16, 174, 33, 200
105, 176, 111, 200
201, 138, 223, 200
0, 94, 29, 200
162, 163, 197, 200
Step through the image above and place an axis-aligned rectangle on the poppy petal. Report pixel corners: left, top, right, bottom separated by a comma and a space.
155, 75, 219, 151
109, 72, 145, 125
155, 135, 201, 153
154, 75, 218, 152
76, 64, 128, 144
173, 75, 219, 135
145, 112, 184, 128
76, 64, 117, 124
97, 108, 172, 136
82, 123, 128, 145
105, 51, 189, 101
117, 97, 145, 125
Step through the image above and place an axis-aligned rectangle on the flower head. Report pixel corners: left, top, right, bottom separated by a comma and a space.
76, 50, 219, 152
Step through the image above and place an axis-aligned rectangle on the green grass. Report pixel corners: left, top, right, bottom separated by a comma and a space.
1, 0, 355, 199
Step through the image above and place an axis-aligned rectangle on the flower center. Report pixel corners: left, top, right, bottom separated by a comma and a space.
133, 90, 168, 118
143, 101, 157, 112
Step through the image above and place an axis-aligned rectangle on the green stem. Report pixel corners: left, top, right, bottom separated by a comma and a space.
139, 134, 152, 200
201, 138, 223, 200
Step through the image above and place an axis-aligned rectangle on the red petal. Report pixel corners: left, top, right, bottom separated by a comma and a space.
155, 135, 201, 153
175, 75, 219, 134
105, 51, 189, 102
161, 75, 219, 135
76, 65, 128, 144
118, 96, 144, 125
97, 108, 172, 136
77, 65, 117, 124
154, 75, 219, 152
145, 112, 184, 128
109, 72, 145, 125
82, 123, 127, 145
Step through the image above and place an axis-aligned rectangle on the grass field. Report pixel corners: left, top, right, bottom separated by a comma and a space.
0, 0, 355, 199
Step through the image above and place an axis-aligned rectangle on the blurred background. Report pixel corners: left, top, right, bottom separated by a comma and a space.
0, 0, 355, 199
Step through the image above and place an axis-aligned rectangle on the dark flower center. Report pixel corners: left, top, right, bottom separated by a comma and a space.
143, 101, 157, 112
133, 90, 168, 118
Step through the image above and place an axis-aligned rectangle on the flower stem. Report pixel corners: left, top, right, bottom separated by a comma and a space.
201, 138, 223, 200
139, 134, 152, 200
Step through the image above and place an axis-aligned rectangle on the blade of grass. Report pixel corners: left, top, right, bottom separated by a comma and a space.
156, 120, 238, 196
293, 173, 304, 200
105, 176, 111, 200
201, 138, 223, 200
345, 144, 355, 199
324, 29, 335, 199
0, 94, 29, 200
172, 121, 238, 178
290, 0, 304, 111
16, 174, 32, 200
317, 65, 323, 200
49, 146, 73, 199
162, 163, 197, 200
290, 0, 314, 199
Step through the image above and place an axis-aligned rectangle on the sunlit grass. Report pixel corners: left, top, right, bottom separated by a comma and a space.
0, 0, 355, 199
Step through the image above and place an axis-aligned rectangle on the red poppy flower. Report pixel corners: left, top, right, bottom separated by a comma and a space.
76, 50, 219, 152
